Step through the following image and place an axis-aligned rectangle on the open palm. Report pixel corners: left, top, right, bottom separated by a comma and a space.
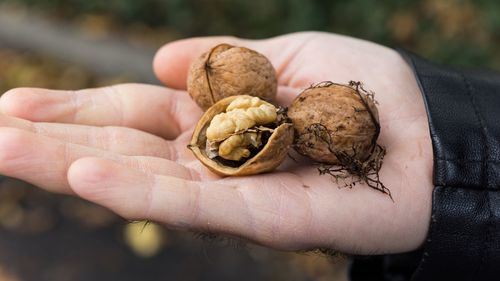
0, 32, 433, 255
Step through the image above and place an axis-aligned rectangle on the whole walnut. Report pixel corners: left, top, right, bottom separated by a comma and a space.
187, 44, 277, 111
287, 81, 380, 165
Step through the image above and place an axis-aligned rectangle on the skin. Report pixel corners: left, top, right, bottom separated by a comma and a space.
0, 32, 433, 255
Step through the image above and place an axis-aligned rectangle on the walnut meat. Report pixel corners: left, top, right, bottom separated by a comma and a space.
288, 81, 380, 164
218, 133, 260, 161
206, 96, 277, 142
187, 44, 277, 111
188, 95, 293, 176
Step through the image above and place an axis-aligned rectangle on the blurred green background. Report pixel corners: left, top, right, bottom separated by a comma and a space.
1, 0, 500, 93
0, 0, 499, 280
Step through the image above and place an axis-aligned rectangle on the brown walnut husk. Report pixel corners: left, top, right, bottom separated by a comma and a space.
187, 44, 277, 111
288, 81, 380, 164
288, 81, 391, 198
188, 95, 294, 176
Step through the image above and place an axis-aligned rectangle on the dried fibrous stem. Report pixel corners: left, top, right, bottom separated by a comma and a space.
299, 122, 391, 200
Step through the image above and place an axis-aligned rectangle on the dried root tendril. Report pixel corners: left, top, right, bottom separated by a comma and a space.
295, 81, 392, 199
306, 81, 377, 102
296, 111, 392, 201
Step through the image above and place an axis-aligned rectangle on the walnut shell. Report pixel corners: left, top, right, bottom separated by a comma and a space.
187, 44, 277, 111
288, 82, 380, 164
188, 95, 293, 176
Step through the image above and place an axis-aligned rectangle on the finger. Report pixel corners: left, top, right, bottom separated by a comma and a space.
0, 85, 299, 158
153, 33, 313, 89
68, 157, 259, 245
0, 128, 194, 194
0, 114, 179, 159
0, 83, 202, 139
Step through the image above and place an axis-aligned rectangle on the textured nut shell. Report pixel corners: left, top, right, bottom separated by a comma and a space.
187, 44, 277, 111
288, 83, 379, 164
189, 96, 293, 176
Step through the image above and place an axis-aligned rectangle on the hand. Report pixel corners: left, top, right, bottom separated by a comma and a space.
0, 32, 433, 255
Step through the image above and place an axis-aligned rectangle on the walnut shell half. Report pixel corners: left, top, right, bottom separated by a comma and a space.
188, 95, 294, 176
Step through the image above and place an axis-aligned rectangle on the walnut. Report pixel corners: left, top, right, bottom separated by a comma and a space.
288, 81, 380, 164
187, 44, 277, 111
287, 81, 391, 198
205, 96, 278, 161
188, 95, 293, 176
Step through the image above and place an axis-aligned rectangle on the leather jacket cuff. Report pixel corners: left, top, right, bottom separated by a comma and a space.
398, 50, 500, 280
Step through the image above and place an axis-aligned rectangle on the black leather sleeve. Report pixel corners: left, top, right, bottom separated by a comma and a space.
397, 50, 500, 280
